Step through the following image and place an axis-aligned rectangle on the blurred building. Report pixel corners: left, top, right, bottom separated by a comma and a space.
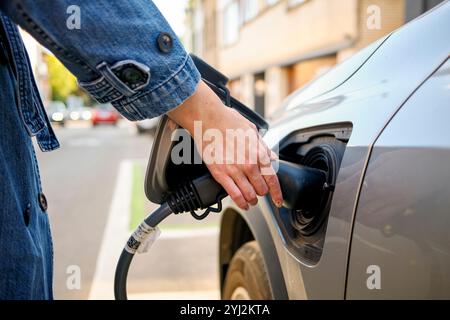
20, 30, 51, 106
186, 0, 445, 117
185, 0, 219, 65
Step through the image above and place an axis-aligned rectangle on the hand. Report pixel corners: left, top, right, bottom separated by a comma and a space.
168, 80, 283, 210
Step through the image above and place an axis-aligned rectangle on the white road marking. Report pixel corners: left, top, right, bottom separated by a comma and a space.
159, 227, 218, 239
88, 160, 133, 300
68, 138, 101, 147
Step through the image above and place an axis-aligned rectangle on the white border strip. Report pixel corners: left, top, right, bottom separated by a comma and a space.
88, 160, 133, 300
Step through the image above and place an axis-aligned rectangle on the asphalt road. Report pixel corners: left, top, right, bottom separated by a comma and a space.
35, 121, 221, 300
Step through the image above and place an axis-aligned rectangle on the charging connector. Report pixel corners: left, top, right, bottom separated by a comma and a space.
114, 174, 227, 300
115, 160, 328, 300
167, 174, 227, 220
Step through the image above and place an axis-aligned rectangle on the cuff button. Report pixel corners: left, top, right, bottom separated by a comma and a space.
38, 193, 48, 212
157, 32, 173, 53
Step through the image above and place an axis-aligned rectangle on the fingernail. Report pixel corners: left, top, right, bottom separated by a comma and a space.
275, 200, 283, 208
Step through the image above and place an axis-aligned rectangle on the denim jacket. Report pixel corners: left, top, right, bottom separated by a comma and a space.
0, 1, 200, 299
0, 0, 200, 152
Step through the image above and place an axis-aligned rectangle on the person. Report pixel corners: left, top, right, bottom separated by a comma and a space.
0, 1, 282, 299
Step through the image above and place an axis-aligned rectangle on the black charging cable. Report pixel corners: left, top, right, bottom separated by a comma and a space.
114, 174, 227, 300
114, 160, 329, 299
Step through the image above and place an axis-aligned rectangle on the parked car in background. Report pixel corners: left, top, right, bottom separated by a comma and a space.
47, 101, 67, 126
68, 106, 92, 122
136, 117, 161, 134
218, 3, 450, 300
91, 103, 120, 126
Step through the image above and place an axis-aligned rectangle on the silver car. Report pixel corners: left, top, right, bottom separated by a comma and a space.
219, 2, 450, 299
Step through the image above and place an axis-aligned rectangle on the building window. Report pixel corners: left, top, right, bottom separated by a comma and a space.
287, 0, 307, 8
228, 78, 242, 101
287, 55, 337, 93
253, 72, 266, 117
266, 0, 279, 5
222, 0, 240, 45
242, 0, 259, 22
404, 0, 445, 22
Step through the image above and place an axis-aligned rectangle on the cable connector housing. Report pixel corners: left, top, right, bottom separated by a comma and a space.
166, 174, 227, 219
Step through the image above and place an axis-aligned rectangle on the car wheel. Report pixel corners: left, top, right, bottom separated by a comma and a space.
222, 241, 273, 300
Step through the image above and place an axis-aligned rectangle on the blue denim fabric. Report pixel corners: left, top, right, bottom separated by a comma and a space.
1, 0, 201, 120
0, 1, 200, 299
0, 45, 53, 300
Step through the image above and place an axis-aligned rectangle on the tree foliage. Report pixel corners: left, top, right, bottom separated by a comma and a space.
45, 54, 80, 102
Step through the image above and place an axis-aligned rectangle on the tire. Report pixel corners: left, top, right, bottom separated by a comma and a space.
222, 241, 273, 300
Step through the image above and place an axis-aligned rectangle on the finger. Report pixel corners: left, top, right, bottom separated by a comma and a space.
257, 138, 272, 167
262, 165, 283, 207
214, 173, 249, 210
256, 134, 278, 161
229, 168, 258, 206
269, 149, 278, 161
244, 164, 269, 197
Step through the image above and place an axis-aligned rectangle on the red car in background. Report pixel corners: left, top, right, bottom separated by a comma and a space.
91, 104, 120, 126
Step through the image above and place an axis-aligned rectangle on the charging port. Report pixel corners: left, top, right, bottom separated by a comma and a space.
276, 124, 351, 263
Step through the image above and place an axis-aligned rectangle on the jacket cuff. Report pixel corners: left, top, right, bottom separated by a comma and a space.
79, 54, 200, 120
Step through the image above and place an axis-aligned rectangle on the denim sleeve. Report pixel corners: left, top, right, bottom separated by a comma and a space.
0, 1, 200, 120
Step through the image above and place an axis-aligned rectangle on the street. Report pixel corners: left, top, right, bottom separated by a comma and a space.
35, 121, 220, 300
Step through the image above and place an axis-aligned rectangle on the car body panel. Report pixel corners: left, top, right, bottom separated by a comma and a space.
346, 58, 450, 299
271, 34, 390, 118
219, 207, 289, 299
219, 2, 450, 299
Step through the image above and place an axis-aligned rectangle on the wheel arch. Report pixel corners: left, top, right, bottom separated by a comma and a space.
219, 206, 288, 299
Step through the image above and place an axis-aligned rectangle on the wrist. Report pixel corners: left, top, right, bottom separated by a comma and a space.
167, 80, 223, 134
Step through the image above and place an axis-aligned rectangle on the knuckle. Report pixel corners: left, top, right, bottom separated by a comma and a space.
262, 165, 276, 175
258, 152, 271, 167
245, 190, 256, 201
226, 165, 240, 176
245, 162, 259, 177
266, 175, 279, 187
243, 163, 257, 174
228, 190, 241, 201
255, 183, 268, 196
